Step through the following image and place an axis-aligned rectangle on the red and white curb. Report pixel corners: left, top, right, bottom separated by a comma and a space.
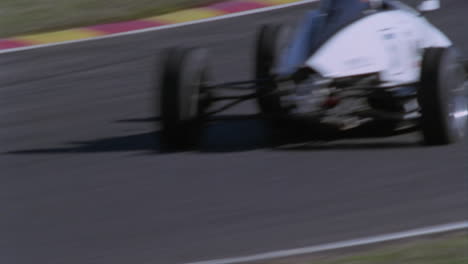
0, 0, 319, 54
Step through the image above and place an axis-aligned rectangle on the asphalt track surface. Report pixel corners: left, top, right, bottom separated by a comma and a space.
1, 1, 467, 264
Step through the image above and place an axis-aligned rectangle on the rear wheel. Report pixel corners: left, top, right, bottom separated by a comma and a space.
418, 47, 468, 145
255, 24, 291, 116
160, 47, 211, 150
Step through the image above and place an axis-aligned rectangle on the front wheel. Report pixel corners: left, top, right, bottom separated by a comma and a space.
418, 47, 468, 145
159, 47, 211, 150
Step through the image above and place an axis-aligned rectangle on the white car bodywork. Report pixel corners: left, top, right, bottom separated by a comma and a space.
306, 8, 451, 86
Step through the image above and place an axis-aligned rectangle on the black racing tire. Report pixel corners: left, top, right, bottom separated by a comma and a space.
418, 47, 468, 145
160, 47, 210, 150
255, 24, 291, 116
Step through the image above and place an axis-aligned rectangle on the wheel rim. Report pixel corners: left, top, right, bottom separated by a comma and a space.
449, 85, 468, 138
184, 50, 208, 120
443, 56, 468, 140
188, 74, 200, 118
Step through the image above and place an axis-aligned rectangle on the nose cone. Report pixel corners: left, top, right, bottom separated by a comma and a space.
306, 17, 386, 78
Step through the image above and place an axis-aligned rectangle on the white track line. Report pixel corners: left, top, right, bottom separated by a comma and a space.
185, 221, 468, 264
0, 0, 319, 55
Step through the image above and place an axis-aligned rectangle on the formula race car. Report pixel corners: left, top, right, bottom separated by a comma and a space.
158, 0, 468, 149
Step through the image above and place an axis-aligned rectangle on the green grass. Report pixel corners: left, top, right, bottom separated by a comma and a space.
319, 234, 468, 264
0, 0, 220, 38
261, 233, 468, 264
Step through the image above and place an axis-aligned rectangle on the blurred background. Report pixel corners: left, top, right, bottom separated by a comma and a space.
0, 0, 221, 37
